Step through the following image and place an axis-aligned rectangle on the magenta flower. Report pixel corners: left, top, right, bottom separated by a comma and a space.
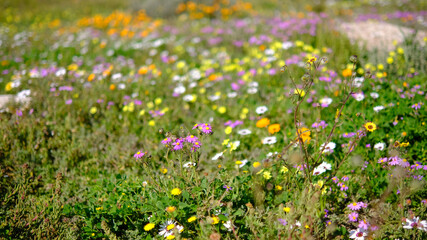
173, 139, 184, 151
192, 141, 201, 149
278, 218, 287, 226
348, 202, 362, 211
134, 150, 145, 159
186, 135, 199, 143
342, 132, 356, 138
223, 185, 232, 191
161, 138, 172, 145
200, 123, 213, 134
411, 102, 422, 110
340, 184, 348, 191
388, 156, 399, 166
332, 176, 339, 183
358, 219, 369, 230
341, 176, 349, 181
358, 202, 368, 208
349, 212, 358, 222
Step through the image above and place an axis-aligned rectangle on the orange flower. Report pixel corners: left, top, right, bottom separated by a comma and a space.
296, 127, 311, 143
342, 69, 352, 77
268, 124, 281, 134
256, 118, 270, 128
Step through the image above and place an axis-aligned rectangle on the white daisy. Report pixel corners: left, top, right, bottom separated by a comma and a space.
320, 142, 336, 154
247, 87, 258, 94
183, 94, 194, 102
173, 85, 186, 95
158, 220, 184, 238
208, 95, 220, 101
402, 217, 427, 231
237, 129, 252, 135
352, 77, 364, 88
212, 152, 223, 161
370, 92, 379, 99
183, 162, 196, 168
256, 106, 268, 114
353, 92, 365, 102
312, 162, 332, 176
227, 92, 237, 98
374, 142, 386, 151
349, 228, 368, 240
262, 136, 277, 145
248, 82, 259, 88
223, 220, 233, 231
282, 41, 293, 50
373, 106, 385, 112
320, 97, 333, 106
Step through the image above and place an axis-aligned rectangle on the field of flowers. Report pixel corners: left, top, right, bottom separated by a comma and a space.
1, 0, 426, 239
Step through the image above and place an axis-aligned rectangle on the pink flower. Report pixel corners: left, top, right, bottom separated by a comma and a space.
358, 219, 369, 230
348, 202, 362, 211
349, 212, 358, 222
134, 150, 146, 159
186, 135, 199, 143
161, 138, 172, 145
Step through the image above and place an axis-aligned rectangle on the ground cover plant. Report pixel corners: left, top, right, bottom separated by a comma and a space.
0, 0, 426, 239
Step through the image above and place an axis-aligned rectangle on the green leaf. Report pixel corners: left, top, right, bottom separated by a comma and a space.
218, 214, 228, 221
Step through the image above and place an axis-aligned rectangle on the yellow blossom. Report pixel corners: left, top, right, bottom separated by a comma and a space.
188, 216, 197, 223
212, 216, 219, 224
280, 166, 288, 174
171, 188, 182, 196
5, 82, 12, 91
90, 107, 97, 114
263, 171, 271, 180
294, 88, 305, 97
144, 223, 155, 231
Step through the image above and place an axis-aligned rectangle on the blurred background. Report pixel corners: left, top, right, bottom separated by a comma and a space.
1, 0, 426, 22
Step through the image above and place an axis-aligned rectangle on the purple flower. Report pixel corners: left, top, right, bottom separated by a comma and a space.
134, 150, 145, 159
192, 141, 201, 150
342, 176, 349, 181
278, 218, 287, 226
161, 138, 172, 145
186, 135, 199, 143
16, 109, 23, 117
332, 176, 339, 183
173, 139, 184, 151
65, 99, 72, 105
358, 202, 368, 208
411, 102, 422, 110
388, 156, 399, 166
312, 120, 328, 129
340, 184, 349, 191
342, 132, 356, 138
200, 123, 213, 134
348, 202, 362, 211
223, 185, 232, 191
349, 212, 358, 222
358, 219, 369, 230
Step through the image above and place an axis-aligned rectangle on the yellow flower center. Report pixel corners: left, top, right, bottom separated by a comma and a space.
167, 224, 175, 230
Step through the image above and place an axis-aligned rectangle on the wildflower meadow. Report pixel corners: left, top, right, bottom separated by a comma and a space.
0, 0, 426, 239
